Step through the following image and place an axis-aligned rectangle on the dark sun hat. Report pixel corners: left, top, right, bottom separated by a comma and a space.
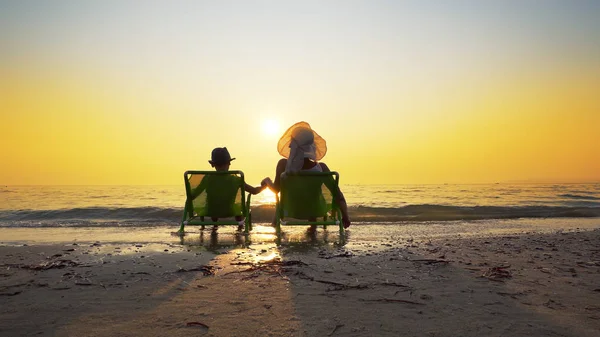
209, 147, 236, 166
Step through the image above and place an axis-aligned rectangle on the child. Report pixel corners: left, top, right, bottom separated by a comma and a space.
209, 147, 265, 194
193, 147, 265, 230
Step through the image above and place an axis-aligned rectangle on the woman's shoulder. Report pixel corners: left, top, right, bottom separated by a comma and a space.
276, 158, 287, 170
318, 162, 331, 172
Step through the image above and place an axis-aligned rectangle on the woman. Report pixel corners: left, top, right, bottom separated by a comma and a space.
262, 121, 351, 229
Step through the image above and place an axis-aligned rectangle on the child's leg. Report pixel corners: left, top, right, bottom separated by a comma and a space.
307, 217, 317, 232
235, 215, 243, 231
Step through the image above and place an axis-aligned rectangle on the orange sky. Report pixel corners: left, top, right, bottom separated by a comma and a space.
1, 2, 599, 185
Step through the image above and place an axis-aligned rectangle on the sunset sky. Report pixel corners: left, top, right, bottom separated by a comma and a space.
1, 1, 599, 185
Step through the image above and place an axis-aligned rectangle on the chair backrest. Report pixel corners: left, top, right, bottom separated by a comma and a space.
279, 171, 339, 219
184, 171, 246, 218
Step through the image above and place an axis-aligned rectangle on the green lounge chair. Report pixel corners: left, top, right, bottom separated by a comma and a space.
179, 170, 252, 233
275, 171, 344, 233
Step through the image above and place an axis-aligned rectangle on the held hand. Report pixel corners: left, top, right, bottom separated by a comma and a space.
261, 178, 273, 187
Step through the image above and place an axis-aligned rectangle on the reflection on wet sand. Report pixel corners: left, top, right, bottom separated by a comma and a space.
177, 224, 348, 256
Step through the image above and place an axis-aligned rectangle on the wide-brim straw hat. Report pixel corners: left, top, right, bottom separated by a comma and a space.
277, 121, 327, 160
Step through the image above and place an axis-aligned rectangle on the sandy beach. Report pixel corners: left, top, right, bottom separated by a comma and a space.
3, 0, 600, 335
1, 223, 599, 337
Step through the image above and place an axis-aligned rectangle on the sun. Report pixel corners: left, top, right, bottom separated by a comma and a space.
261, 119, 280, 138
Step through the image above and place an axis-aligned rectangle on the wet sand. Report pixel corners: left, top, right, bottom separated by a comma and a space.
1, 222, 600, 336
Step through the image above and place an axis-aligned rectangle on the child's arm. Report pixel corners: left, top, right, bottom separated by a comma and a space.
190, 176, 208, 199
244, 182, 266, 195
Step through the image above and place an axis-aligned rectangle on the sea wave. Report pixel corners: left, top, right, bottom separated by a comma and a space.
343, 205, 600, 221
0, 207, 181, 222
0, 204, 599, 227
558, 194, 600, 201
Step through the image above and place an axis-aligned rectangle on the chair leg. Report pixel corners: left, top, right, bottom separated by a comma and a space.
244, 217, 250, 234
179, 203, 191, 233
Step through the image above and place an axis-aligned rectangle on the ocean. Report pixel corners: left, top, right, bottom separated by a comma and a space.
1, 183, 599, 228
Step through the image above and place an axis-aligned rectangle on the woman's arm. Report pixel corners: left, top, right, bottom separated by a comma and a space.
272, 158, 287, 192
262, 158, 287, 193
319, 163, 351, 228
